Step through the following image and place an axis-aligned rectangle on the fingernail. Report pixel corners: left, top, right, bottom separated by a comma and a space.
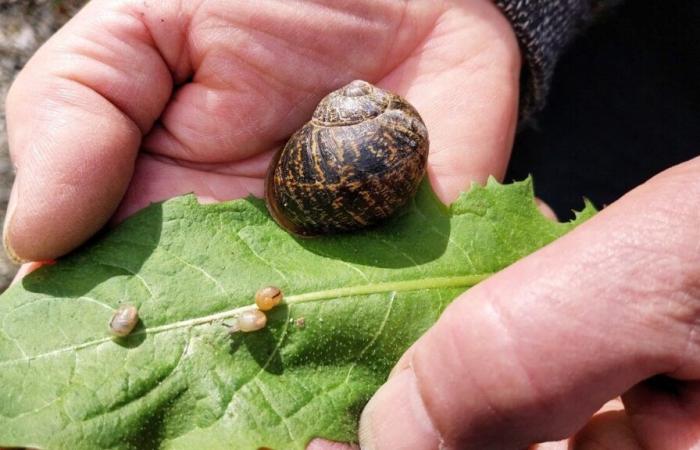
3, 181, 24, 264
359, 369, 441, 450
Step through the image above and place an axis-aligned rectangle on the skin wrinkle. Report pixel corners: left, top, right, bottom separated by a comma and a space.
198, 47, 302, 136
224, 13, 358, 91
142, 122, 196, 160
195, 5, 362, 83
465, 296, 578, 447
154, 91, 223, 163
62, 8, 172, 132
484, 296, 574, 445
576, 212, 700, 343
377, 3, 407, 85
410, 299, 515, 447
145, 150, 276, 178
615, 171, 700, 379
375, 2, 446, 89
133, 0, 196, 84
572, 231, 687, 365
55, 74, 146, 137
446, 344, 513, 447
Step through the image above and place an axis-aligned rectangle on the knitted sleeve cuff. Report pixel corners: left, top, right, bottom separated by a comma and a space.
494, 0, 622, 120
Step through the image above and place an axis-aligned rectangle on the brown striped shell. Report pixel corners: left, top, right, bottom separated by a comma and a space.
265, 80, 429, 236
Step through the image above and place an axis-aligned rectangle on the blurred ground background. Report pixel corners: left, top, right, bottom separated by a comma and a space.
0, 0, 86, 291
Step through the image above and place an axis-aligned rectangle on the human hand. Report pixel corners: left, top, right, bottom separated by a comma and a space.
3, 0, 519, 264
357, 157, 700, 449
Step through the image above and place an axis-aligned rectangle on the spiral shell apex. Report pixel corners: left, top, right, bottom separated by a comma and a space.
265, 80, 429, 236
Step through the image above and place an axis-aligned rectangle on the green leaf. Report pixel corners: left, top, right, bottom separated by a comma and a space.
0, 178, 594, 449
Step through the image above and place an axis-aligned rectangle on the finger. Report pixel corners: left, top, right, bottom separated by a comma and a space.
567, 403, 640, 450
3, 0, 179, 262
359, 156, 700, 449
532, 398, 636, 450
620, 378, 700, 449
535, 197, 558, 221
380, 0, 521, 204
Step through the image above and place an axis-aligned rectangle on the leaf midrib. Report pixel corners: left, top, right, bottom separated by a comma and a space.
0, 273, 490, 367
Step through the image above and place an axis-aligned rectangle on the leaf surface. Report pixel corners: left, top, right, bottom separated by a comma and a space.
0, 178, 594, 449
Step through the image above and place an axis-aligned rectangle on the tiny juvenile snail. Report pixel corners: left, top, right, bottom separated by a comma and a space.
109, 304, 139, 337
266, 80, 429, 236
228, 310, 268, 333
255, 285, 283, 311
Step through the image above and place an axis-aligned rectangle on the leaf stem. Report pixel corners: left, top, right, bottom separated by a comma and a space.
146, 273, 490, 335
285, 274, 489, 304
0, 274, 491, 366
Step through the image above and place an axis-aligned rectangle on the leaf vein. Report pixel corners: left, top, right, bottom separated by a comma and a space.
93, 261, 155, 299
253, 379, 295, 441
344, 291, 396, 383
414, 207, 476, 270
111, 240, 227, 294
0, 276, 488, 367
235, 227, 290, 284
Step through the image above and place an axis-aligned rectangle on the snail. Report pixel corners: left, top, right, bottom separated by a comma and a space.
265, 80, 429, 236
109, 304, 139, 337
255, 286, 283, 311
228, 310, 268, 333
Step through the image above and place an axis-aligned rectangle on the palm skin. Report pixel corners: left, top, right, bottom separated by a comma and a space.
120, 0, 521, 218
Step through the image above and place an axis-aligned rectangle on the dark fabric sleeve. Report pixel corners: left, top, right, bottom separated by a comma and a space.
494, 0, 623, 120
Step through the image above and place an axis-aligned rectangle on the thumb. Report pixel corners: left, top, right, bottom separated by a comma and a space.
358, 157, 700, 449
3, 0, 175, 262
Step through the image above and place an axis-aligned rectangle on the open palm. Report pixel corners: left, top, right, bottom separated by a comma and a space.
5, 0, 519, 263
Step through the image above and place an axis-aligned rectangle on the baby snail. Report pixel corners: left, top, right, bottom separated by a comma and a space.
265, 80, 429, 236
109, 304, 139, 337
228, 309, 267, 333
226, 286, 284, 335
255, 285, 283, 311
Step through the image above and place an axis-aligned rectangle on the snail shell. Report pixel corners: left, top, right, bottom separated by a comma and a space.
229, 310, 268, 333
109, 304, 139, 337
255, 286, 283, 311
265, 80, 429, 236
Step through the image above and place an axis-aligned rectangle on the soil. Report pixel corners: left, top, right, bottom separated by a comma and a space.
0, 0, 86, 292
